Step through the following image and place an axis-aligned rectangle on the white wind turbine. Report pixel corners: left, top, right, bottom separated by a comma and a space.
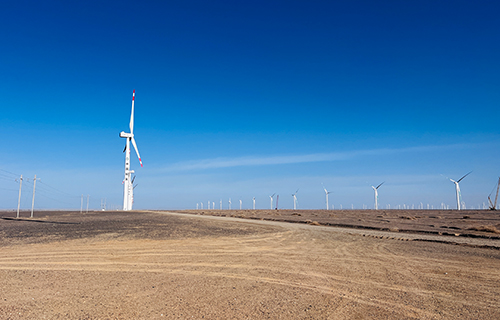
269, 193, 275, 210
371, 182, 384, 210
322, 184, 331, 210
228, 198, 232, 210
253, 197, 256, 210
119, 90, 143, 211
292, 189, 299, 210
239, 199, 242, 210
449, 172, 472, 210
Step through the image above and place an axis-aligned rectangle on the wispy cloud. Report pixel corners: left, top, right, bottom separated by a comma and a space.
161, 144, 465, 172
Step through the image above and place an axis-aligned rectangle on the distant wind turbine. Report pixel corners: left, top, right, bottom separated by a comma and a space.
449, 172, 472, 210
229, 198, 232, 210
322, 184, 331, 210
292, 189, 299, 210
253, 197, 256, 210
269, 193, 275, 210
371, 182, 384, 210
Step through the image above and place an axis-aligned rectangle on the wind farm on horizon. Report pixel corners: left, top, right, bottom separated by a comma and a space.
2, 91, 499, 213
194, 174, 498, 212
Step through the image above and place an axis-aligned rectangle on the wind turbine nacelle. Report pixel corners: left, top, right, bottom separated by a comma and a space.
120, 131, 133, 138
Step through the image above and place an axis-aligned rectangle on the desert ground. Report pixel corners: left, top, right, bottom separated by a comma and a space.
1, 209, 499, 319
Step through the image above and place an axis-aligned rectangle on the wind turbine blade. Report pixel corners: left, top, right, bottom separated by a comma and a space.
457, 171, 472, 183
129, 90, 135, 134
123, 144, 127, 153
271, 193, 276, 197
441, 173, 451, 181
131, 137, 143, 167
295, 189, 299, 194
376, 182, 385, 189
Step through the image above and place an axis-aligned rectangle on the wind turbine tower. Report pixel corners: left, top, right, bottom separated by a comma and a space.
119, 90, 143, 211
371, 182, 384, 210
269, 193, 275, 210
253, 197, 256, 210
449, 172, 471, 210
292, 189, 299, 210
322, 184, 331, 210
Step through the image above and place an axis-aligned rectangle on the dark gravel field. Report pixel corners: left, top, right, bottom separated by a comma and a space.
0, 210, 277, 246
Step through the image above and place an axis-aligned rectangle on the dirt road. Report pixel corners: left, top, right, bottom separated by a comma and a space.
1, 211, 499, 319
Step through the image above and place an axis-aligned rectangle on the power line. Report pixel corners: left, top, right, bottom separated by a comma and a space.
0, 171, 92, 210
0, 169, 20, 177
38, 180, 81, 198
35, 192, 77, 206
0, 186, 18, 192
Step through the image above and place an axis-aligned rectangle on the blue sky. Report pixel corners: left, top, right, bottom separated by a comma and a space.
1, 0, 499, 210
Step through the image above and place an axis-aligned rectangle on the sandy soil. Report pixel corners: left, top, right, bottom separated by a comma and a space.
1, 210, 499, 319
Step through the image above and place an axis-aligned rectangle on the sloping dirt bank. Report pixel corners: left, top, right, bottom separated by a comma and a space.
177, 209, 500, 242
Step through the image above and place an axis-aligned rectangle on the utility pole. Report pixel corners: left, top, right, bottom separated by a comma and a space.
100, 198, 107, 211
17, 175, 23, 218
31, 174, 39, 218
